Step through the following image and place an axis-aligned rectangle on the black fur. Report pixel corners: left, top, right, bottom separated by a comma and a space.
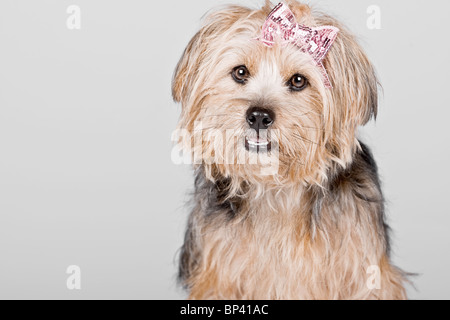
327, 141, 391, 255
194, 172, 242, 220
178, 171, 242, 286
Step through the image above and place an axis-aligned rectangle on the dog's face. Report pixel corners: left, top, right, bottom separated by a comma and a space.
173, 1, 378, 187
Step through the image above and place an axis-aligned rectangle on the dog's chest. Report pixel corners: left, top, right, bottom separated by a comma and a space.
193, 182, 386, 299
201, 197, 316, 299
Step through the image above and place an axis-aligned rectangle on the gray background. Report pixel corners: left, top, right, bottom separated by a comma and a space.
0, 0, 448, 300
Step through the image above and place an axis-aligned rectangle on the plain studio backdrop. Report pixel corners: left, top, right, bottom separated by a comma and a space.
0, 0, 448, 300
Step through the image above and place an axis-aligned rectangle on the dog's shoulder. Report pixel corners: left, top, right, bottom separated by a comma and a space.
326, 141, 391, 250
329, 141, 382, 196
356, 141, 380, 180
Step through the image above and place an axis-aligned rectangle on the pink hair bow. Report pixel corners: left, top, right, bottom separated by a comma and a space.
258, 2, 339, 88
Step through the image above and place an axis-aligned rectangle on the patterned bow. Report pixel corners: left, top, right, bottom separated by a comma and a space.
258, 2, 339, 88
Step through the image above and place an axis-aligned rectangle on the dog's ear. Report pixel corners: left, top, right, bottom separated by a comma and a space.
172, 6, 252, 104
172, 30, 203, 103
285, 0, 313, 24
317, 16, 379, 126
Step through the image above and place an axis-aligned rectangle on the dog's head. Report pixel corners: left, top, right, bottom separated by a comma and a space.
172, 0, 378, 187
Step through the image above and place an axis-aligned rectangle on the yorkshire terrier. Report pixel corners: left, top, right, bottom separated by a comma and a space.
172, 0, 407, 299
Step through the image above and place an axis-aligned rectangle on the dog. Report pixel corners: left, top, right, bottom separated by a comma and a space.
172, 0, 407, 299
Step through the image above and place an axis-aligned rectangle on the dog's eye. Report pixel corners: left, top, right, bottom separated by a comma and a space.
232, 66, 250, 84
288, 74, 308, 91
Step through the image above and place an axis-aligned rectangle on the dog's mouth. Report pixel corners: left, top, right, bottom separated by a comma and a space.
245, 136, 272, 153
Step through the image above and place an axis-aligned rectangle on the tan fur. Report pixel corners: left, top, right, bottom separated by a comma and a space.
185, 184, 406, 300
173, 1, 407, 300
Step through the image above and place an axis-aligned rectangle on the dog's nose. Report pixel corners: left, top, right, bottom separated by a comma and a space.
246, 107, 275, 131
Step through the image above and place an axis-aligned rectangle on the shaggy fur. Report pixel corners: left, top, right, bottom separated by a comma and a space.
172, 0, 407, 299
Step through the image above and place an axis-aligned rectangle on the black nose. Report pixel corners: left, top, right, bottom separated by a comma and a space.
246, 107, 275, 131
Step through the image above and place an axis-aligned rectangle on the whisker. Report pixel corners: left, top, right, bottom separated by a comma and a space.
294, 125, 331, 133
199, 114, 234, 119
298, 110, 320, 117
292, 133, 320, 146
192, 126, 223, 131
